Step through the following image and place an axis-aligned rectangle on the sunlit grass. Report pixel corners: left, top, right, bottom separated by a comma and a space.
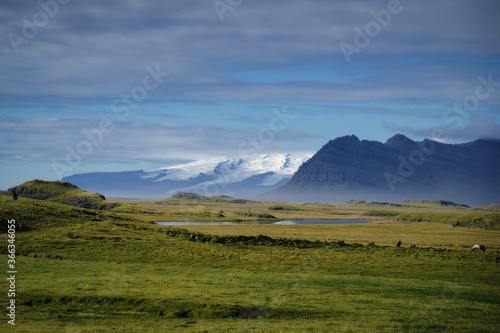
1, 193, 499, 332
1, 217, 499, 332
176, 221, 500, 251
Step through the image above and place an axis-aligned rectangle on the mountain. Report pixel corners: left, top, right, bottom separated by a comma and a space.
62, 153, 313, 199
266, 135, 500, 206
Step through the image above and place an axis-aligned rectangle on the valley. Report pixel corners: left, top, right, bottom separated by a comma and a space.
1, 181, 499, 331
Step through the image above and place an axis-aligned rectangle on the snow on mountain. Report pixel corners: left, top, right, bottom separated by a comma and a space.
148, 152, 313, 198
143, 153, 313, 186
142, 159, 222, 181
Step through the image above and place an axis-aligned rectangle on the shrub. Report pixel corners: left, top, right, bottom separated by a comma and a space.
268, 205, 302, 211
234, 211, 276, 219
394, 212, 500, 230
364, 210, 400, 217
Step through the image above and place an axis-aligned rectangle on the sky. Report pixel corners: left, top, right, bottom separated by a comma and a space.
1, 0, 500, 189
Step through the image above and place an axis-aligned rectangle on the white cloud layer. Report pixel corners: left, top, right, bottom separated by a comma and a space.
0, 117, 314, 164
383, 117, 500, 142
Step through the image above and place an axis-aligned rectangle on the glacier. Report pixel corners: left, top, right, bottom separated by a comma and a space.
146, 153, 311, 184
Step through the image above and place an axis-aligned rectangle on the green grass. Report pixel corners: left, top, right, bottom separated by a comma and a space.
115, 193, 500, 226
0, 196, 137, 230
1, 185, 500, 332
395, 211, 500, 230
1, 216, 499, 332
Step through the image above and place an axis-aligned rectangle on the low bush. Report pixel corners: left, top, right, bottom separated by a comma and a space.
395, 212, 500, 230
364, 210, 400, 217
268, 205, 302, 211
233, 211, 276, 219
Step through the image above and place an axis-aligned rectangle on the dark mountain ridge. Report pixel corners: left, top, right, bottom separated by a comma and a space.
266, 134, 500, 206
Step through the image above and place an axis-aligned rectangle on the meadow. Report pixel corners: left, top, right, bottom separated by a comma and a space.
1, 188, 500, 332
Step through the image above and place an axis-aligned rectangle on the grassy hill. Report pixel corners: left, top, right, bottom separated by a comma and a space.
0, 179, 158, 230
7, 179, 111, 210
0, 196, 138, 230
2, 180, 163, 226
157, 192, 255, 205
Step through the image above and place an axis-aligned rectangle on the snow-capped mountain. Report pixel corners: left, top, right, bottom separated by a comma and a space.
62, 153, 313, 199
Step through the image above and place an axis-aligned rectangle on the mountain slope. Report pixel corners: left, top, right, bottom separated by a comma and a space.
267, 135, 500, 206
62, 153, 313, 199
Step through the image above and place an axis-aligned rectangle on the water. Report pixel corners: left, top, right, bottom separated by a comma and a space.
156, 219, 368, 226
273, 219, 368, 225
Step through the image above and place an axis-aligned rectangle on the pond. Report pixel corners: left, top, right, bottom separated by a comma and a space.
156, 219, 368, 226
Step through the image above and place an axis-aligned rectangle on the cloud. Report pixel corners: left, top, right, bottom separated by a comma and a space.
383, 116, 500, 142
0, 117, 314, 166
1, 0, 499, 103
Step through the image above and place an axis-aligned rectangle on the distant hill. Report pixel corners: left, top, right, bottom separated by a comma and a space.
157, 192, 255, 205
403, 200, 469, 207
7, 179, 111, 210
266, 134, 500, 206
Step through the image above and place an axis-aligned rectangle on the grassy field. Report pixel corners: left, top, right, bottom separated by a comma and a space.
114, 195, 500, 227
1, 186, 500, 332
176, 221, 500, 251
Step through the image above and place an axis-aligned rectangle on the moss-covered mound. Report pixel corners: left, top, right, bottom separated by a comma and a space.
0, 196, 136, 231
158, 192, 254, 205
6, 179, 113, 210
